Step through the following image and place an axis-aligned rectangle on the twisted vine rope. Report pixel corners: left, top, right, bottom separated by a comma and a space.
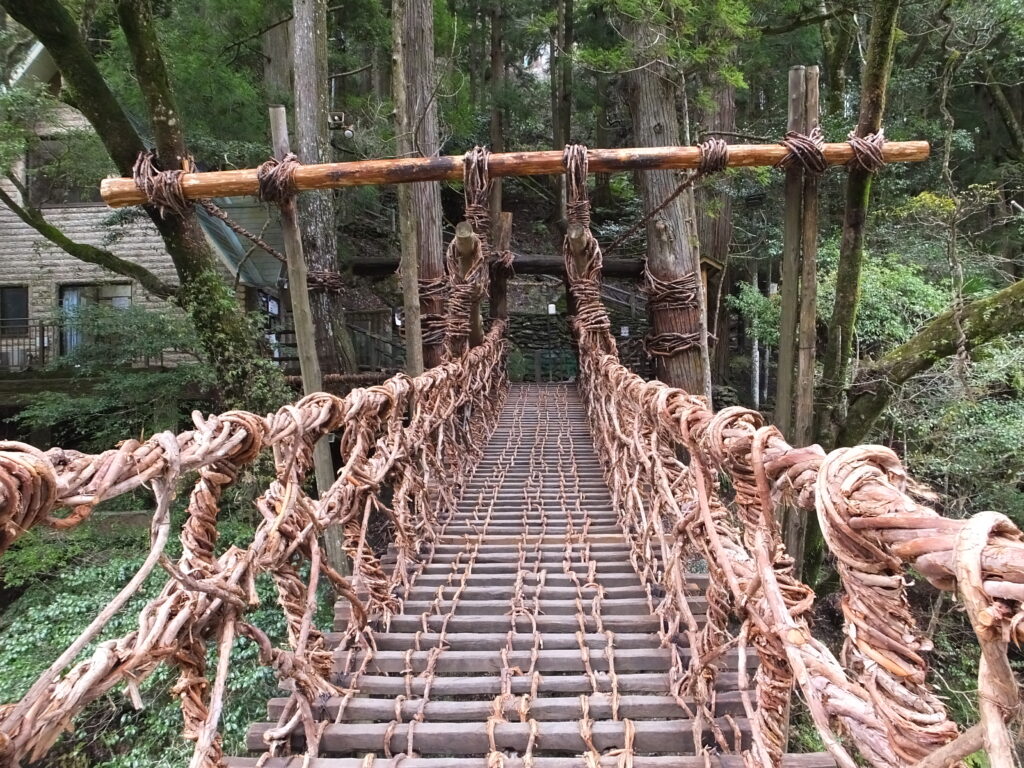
0, 324, 508, 767
444, 148, 492, 358
562, 167, 1023, 768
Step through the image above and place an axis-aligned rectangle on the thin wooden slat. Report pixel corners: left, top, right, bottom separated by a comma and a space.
330, 671, 717, 696
386, 597, 706, 616
325, 631, 687, 651
245, 717, 751, 754
266, 692, 745, 720
100, 141, 929, 207
331, 646, 755, 674
227, 756, 838, 768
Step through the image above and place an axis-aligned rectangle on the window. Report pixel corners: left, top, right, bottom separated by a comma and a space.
26, 138, 104, 206
60, 284, 132, 352
0, 287, 29, 337
60, 283, 133, 310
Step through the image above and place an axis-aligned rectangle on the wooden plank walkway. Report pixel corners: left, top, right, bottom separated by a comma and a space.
229, 384, 835, 767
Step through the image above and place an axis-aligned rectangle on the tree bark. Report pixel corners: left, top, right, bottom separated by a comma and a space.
392, 0, 444, 367
816, 0, 901, 448
293, 0, 357, 376
839, 277, 1024, 446
623, 22, 711, 398
821, 7, 856, 116
488, 0, 505, 220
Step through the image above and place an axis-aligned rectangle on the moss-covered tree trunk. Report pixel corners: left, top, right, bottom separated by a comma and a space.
839, 277, 1024, 446
1, 0, 286, 411
815, 0, 901, 448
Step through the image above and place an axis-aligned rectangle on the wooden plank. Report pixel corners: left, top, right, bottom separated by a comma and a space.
330, 671, 701, 696
366, 597, 706, 616
228, 756, 837, 768
397, 585, 652, 601
399, 572, 659, 587
267, 692, 746, 720
331, 646, 755, 674
101, 141, 930, 207
326, 631, 689, 651
359, 613, 664, 634
409, 562, 640, 575
245, 717, 751, 754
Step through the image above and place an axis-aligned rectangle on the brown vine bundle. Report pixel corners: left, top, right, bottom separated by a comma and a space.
560, 143, 1022, 768
0, 323, 508, 768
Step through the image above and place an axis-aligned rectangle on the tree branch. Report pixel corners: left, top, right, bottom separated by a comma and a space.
0, 184, 178, 299
760, 4, 853, 36
839, 277, 1024, 446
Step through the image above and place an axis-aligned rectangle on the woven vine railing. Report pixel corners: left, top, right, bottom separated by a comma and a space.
561, 144, 1023, 768
0, 322, 508, 768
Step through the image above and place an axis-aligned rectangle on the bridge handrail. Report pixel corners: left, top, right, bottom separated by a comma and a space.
560, 143, 1021, 768
0, 321, 508, 766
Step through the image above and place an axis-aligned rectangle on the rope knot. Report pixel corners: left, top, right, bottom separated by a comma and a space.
777, 127, 827, 174
256, 153, 301, 203
847, 129, 887, 173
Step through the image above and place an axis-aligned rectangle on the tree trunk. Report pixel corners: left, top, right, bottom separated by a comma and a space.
816, 0, 901, 448
488, 0, 505, 220
624, 21, 711, 398
293, 0, 357, 376
821, 6, 855, 115
593, 70, 613, 208
392, 0, 445, 367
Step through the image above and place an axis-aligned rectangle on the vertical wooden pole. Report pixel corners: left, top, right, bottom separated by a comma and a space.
794, 66, 821, 450
455, 221, 484, 347
489, 211, 513, 319
399, 233, 425, 376
774, 65, 806, 438
269, 106, 346, 575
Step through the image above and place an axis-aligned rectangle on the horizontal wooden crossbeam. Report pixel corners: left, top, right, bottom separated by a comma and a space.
99, 141, 930, 208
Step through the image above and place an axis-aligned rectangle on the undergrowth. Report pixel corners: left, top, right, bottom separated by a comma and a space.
0, 495, 298, 767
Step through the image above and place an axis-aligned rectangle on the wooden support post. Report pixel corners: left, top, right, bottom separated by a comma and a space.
567, 223, 590, 276
775, 65, 805, 439
793, 66, 821, 451
269, 106, 346, 576
399, 236, 425, 376
455, 221, 484, 347
489, 211, 513, 319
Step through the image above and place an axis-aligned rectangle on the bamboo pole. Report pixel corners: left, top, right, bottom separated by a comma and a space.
268, 106, 346, 575
100, 141, 930, 207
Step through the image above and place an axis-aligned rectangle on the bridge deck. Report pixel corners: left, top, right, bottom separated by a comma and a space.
229, 384, 834, 767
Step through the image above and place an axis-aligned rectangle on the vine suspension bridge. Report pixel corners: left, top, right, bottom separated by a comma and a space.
0, 134, 1021, 768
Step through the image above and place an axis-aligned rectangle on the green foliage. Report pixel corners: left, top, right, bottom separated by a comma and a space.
728, 280, 780, 347
818, 241, 948, 354
94, 0, 287, 168
885, 338, 1024, 524
14, 304, 216, 449
0, 520, 286, 767
0, 82, 53, 174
